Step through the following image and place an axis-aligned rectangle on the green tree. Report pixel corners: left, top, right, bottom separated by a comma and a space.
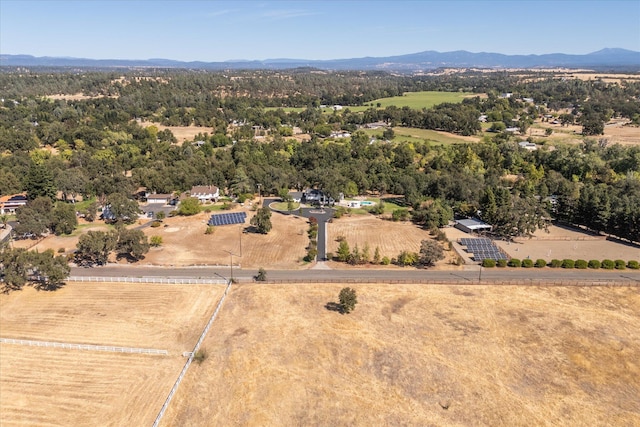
15, 197, 53, 237
337, 240, 351, 262
25, 163, 56, 201
0, 246, 69, 292
105, 193, 140, 224
339, 287, 358, 314
418, 239, 445, 267
177, 197, 201, 216
115, 227, 150, 261
75, 230, 117, 266
250, 207, 272, 234
51, 202, 78, 235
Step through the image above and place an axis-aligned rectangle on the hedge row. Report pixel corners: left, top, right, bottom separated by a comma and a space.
482, 258, 639, 270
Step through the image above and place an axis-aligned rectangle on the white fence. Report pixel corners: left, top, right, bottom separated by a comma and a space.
68, 276, 227, 285
0, 338, 168, 355
152, 280, 232, 427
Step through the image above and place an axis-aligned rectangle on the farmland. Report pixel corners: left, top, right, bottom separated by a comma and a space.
162, 283, 640, 426
0, 282, 225, 426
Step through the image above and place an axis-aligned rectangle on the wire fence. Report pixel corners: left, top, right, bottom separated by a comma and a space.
0, 338, 168, 355
67, 276, 227, 285
152, 280, 232, 427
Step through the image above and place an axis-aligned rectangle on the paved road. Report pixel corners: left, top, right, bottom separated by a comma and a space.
70, 264, 640, 284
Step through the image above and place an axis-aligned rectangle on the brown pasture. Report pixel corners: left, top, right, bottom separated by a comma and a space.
162, 283, 640, 426
0, 282, 224, 426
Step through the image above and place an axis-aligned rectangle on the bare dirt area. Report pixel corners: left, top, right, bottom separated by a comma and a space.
162, 283, 640, 426
11, 221, 111, 254
0, 281, 224, 426
326, 214, 459, 268
142, 208, 309, 269
495, 225, 640, 262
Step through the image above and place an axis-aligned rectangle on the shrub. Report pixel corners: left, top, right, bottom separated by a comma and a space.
304, 248, 318, 262
574, 259, 588, 269
482, 259, 496, 267
601, 259, 615, 269
497, 259, 507, 267
507, 258, 521, 267
381, 256, 391, 265
588, 259, 601, 269
614, 259, 626, 270
58, 247, 66, 253
522, 259, 534, 268
534, 259, 546, 268
255, 267, 267, 282
193, 349, 207, 364
205, 225, 215, 234
628, 260, 639, 270
150, 236, 163, 247
561, 259, 575, 268
550, 259, 562, 268
150, 220, 162, 227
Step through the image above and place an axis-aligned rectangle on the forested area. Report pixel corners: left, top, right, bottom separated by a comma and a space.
0, 67, 639, 245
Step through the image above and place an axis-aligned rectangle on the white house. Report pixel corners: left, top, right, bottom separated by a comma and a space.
190, 185, 219, 203
0, 194, 28, 215
518, 141, 538, 151
145, 193, 173, 204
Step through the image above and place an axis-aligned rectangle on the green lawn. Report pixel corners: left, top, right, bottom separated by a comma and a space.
267, 91, 477, 113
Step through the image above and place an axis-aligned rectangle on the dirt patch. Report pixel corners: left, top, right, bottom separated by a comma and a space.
137, 121, 215, 145
162, 283, 640, 426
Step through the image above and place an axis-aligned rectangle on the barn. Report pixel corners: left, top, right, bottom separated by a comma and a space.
455, 218, 492, 234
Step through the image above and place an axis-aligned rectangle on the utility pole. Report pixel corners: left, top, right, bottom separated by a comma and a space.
224, 250, 240, 283
256, 183, 262, 205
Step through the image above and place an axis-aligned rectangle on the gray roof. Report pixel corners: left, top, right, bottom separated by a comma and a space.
456, 218, 491, 229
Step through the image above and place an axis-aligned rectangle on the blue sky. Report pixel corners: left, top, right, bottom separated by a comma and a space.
1, 0, 639, 61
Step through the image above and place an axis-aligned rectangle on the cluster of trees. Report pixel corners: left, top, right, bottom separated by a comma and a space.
1, 68, 639, 246
75, 226, 149, 266
15, 196, 78, 237
0, 245, 70, 291
335, 238, 445, 267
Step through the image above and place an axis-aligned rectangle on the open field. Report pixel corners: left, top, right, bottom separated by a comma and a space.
326, 214, 459, 268
138, 121, 215, 144
141, 208, 309, 269
0, 282, 224, 426
162, 283, 640, 426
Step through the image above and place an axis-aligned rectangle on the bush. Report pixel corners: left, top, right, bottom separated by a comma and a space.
550, 259, 562, 268
255, 267, 267, 282
588, 259, 601, 269
628, 260, 639, 269
522, 259, 534, 268
482, 259, 496, 267
601, 259, 615, 269
497, 259, 507, 267
304, 248, 318, 262
193, 349, 207, 364
561, 259, 575, 268
150, 236, 163, 247
574, 259, 588, 269
381, 256, 391, 265
205, 225, 215, 234
507, 258, 521, 267
58, 247, 66, 253
614, 259, 626, 270
150, 220, 162, 227
534, 259, 547, 268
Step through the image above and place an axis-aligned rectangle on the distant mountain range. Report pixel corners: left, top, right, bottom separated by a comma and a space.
1, 48, 639, 72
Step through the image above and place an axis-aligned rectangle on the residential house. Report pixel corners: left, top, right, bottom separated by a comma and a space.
190, 185, 219, 203
0, 194, 28, 215
518, 141, 538, 151
145, 193, 174, 205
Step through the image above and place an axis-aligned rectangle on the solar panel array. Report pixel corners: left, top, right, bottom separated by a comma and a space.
460, 237, 508, 261
208, 212, 247, 226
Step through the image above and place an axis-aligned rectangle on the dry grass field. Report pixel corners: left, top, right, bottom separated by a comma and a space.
162, 283, 640, 426
0, 282, 225, 426
138, 121, 215, 144
142, 208, 309, 269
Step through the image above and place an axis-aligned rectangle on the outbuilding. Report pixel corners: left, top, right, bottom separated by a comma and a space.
455, 218, 492, 234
